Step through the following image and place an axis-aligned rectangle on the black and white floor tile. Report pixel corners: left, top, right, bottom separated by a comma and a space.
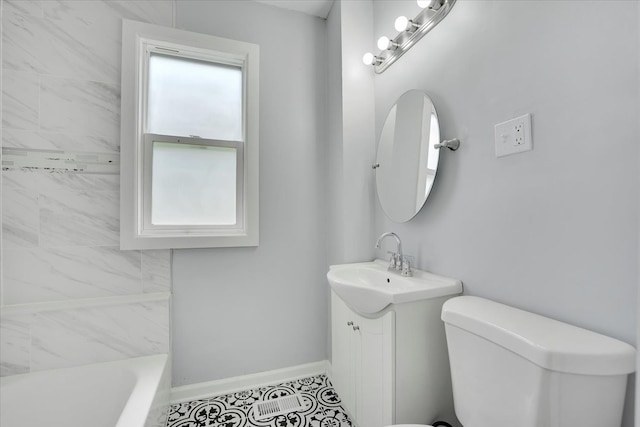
167, 374, 354, 427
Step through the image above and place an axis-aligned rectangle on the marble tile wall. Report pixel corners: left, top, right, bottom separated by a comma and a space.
1, 0, 175, 376
1, 297, 171, 376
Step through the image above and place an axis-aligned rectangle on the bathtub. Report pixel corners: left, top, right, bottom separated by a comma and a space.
0, 354, 170, 427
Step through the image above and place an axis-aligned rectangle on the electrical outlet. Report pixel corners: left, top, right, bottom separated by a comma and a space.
495, 113, 532, 157
514, 122, 524, 145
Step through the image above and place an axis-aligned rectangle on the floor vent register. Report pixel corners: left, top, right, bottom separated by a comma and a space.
252, 394, 305, 420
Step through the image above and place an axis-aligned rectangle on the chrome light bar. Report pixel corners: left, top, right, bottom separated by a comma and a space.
364, 0, 457, 74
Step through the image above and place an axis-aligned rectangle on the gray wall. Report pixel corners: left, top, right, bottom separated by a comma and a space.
333, 0, 376, 264
370, 1, 638, 424
172, 1, 328, 386
326, 1, 344, 268
637, 4, 640, 423
326, 0, 377, 267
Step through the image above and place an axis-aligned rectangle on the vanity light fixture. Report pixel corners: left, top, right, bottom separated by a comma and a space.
362, 52, 382, 66
418, 0, 443, 10
394, 16, 419, 33
364, 0, 456, 74
377, 36, 398, 51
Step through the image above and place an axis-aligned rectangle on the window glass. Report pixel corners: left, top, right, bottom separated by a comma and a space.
147, 53, 243, 141
151, 141, 237, 225
121, 20, 259, 249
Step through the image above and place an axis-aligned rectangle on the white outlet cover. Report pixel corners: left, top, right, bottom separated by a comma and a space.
494, 113, 532, 158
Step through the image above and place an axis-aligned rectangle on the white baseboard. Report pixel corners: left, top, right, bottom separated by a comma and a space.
326, 361, 334, 384
170, 360, 329, 403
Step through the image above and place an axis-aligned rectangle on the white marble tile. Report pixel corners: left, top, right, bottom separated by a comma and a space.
3, 246, 143, 305
3, 2, 173, 84
3, 0, 44, 17
1, 128, 119, 153
38, 171, 119, 193
40, 75, 120, 142
30, 298, 170, 371
38, 173, 119, 247
1, 171, 39, 249
0, 314, 32, 376
142, 250, 172, 293
2, 10, 62, 74
1, 69, 39, 130
2, 8, 119, 83
43, 1, 174, 28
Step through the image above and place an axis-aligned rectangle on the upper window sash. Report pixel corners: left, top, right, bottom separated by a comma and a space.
144, 41, 246, 68
141, 42, 247, 142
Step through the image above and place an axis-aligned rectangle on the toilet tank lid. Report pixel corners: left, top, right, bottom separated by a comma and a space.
441, 296, 636, 376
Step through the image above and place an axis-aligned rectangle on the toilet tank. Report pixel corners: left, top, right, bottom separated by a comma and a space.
441, 296, 636, 427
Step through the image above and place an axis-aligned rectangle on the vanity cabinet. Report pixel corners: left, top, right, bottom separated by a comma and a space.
330, 290, 457, 427
331, 292, 394, 427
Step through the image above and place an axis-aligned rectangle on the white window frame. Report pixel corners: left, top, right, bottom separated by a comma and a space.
120, 20, 259, 250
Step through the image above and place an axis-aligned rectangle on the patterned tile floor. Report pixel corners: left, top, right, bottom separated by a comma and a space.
167, 374, 354, 427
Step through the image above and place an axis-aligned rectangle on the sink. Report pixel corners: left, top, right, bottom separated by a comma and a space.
327, 259, 462, 315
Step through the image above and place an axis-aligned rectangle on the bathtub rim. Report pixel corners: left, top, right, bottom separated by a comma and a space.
116, 353, 169, 427
0, 353, 170, 427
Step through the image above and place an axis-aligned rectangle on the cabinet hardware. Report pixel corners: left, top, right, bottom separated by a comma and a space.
347, 321, 354, 326
353, 325, 360, 331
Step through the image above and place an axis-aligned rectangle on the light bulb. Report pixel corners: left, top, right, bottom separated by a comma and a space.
362, 52, 375, 65
377, 36, 391, 50
417, 0, 430, 8
394, 16, 411, 32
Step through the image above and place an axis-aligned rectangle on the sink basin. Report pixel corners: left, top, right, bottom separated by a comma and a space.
327, 259, 462, 315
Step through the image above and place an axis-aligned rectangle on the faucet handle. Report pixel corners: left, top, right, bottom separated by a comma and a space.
400, 255, 414, 277
386, 251, 398, 270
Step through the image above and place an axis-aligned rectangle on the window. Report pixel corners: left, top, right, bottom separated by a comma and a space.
120, 20, 259, 249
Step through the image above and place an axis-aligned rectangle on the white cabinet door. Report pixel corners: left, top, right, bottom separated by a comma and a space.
354, 310, 394, 427
331, 292, 395, 427
331, 292, 356, 415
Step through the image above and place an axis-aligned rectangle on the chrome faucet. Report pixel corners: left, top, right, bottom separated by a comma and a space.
375, 232, 413, 276
375, 232, 402, 271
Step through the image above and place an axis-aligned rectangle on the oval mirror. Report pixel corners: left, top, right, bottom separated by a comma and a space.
375, 90, 440, 223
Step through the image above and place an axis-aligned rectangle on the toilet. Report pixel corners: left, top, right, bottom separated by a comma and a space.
387, 296, 636, 427
441, 296, 636, 427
